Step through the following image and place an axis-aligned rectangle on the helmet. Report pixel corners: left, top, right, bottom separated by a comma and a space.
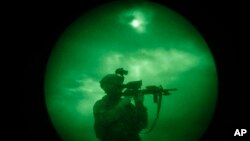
99, 74, 124, 94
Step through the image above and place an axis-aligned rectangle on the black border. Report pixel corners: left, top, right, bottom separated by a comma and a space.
21, 0, 245, 140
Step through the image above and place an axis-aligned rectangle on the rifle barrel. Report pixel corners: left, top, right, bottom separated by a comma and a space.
164, 88, 178, 91
141, 88, 177, 95
123, 87, 177, 96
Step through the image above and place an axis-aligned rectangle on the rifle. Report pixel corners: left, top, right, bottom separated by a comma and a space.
122, 80, 177, 133
123, 82, 177, 103
115, 68, 178, 133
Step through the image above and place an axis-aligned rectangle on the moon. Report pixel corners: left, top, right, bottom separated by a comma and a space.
45, 1, 218, 141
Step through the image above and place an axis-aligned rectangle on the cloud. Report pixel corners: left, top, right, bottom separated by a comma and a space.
100, 47, 202, 84
61, 76, 103, 115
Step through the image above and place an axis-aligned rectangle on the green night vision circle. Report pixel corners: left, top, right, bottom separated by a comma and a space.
45, 1, 218, 141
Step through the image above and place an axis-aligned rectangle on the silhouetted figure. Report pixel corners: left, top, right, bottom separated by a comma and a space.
93, 69, 148, 141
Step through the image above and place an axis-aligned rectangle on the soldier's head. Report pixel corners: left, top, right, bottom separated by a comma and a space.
99, 74, 124, 98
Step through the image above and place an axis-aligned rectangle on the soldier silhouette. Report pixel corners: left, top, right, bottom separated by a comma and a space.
93, 68, 148, 141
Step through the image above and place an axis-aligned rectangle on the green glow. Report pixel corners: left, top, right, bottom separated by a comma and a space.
45, 1, 217, 141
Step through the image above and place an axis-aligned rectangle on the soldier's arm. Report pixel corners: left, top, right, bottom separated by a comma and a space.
134, 93, 148, 130
93, 98, 131, 125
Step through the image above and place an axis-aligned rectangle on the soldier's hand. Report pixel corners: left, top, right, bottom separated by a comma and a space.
134, 93, 144, 106
118, 97, 131, 108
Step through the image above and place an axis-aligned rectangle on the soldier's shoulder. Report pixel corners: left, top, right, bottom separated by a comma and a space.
93, 97, 108, 113
94, 96, 107, 107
